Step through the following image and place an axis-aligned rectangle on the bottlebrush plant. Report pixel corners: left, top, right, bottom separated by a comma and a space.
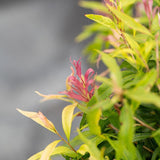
17, 0, 160, 159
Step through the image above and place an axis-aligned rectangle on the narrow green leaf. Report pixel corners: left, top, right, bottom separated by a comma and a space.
62, 103, 77, 141
76, 23, 108, 42
75, 31, 92, 42
40, 140, 61, 160
79, 1, 108, 14
97, 83, 112, 100
143, 40, 155, 61
17, 109, 57, 134
96, 50, 122, 87
68, 130, 104, 149
96, 76, 112, 87
68, 130, 93, 148
104, 137, 121, 156
135, 69, 157, 90
92, 97, 117, 111
135, 148, 143, 160
125, 88, 160, 108
107, 5, 151, 35
80, 113, 87, 130
124, 33, 140, 51
118, 101, 137, 159
133, 133, 151, 142
87, 108, 101, 135
77, 130, 104, 160
50, 146, 78, 158
85, 14, 116, 29
152, 129, 160, 147
112, 48, 137, 68
151, 147, 160, 160
121, 0, 139, 7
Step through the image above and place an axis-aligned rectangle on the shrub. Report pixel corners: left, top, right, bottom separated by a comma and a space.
18, 0, 160, 159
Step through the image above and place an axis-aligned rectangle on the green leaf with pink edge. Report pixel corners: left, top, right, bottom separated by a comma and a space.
17, 109, 57, 134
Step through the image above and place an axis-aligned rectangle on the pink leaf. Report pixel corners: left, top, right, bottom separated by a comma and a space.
143, 0, 153, 20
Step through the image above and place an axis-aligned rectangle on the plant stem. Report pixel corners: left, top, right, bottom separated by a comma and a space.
133, 117, 156, 131
55, 131, 77, 153
108, 124, 119, 132
143, 145, 153, 153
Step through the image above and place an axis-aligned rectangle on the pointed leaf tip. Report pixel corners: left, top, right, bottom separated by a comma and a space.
35, 91, 68, 102
85, 14, 115, 29
17, 108, 57, 134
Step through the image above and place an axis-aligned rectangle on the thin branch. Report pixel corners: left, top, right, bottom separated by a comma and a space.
108, 124, 119, 132
55, 131, 77, 153
133, 117, 156, 131
114, 103, 122, 115
143, 145, 153, 153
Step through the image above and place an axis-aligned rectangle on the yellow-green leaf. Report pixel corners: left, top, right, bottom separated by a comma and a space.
125, 89, 160, 108
152, 129, 160, 147
118, 102, 137, 159
78, 144, 97, 160
17, 109, 57, 134
111, 48, 137, 68
50, 146, 78, 158
28, 146, 78, 160
79, 1, 108, 14
124, 33, 140, 51
121, 0, 139, 7
87, 108, 101, 135
135, 69, 157, 91
35, 91, 70, 103
107, 5, 151, 36
40, 140, 61, 160
28, 151, 42, 160
77, 130, 104, 160
96, 50, 123, 87
62, 103, 77, 141
85, 14, 116, 29
96, 76, 112, 86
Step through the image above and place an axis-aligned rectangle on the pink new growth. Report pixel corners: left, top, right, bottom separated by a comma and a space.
143, 0, 160, 26
158, 12, 160, 26
143, 0, 153, 20
63, 59, 95, 102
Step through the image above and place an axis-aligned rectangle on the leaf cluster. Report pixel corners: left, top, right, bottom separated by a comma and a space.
18, 0, 160, 160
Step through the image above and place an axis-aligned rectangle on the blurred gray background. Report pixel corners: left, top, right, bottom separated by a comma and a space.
0, 0, 93, 159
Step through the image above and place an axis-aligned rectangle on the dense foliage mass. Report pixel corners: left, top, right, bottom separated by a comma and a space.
18, 0, 160, 159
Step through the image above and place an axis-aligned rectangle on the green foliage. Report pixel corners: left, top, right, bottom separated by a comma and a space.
85, 14, 116, 29
62, 103, 77, 141
18, 0, 160, 159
